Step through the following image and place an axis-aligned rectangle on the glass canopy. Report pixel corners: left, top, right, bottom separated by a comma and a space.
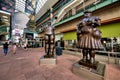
0, 0, 48, 15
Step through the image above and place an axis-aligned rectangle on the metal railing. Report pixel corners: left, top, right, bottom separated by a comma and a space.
54, 0, 119, 27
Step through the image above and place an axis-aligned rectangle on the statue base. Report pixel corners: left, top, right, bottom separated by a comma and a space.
39, 54, 57, 65
79, 59, 99, 69
44, 54, 54, 58
72, 60, 106, 80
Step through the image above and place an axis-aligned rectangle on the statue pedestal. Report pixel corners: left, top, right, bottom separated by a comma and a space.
39, 55, 57, 65
72, 60, 106, 80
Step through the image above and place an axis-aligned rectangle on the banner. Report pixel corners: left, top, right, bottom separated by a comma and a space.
25, 0, 35, 14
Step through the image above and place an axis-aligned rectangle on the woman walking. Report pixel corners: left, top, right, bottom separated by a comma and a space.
13, 43, 17, 55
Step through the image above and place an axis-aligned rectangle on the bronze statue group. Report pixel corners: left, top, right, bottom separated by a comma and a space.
44, 10, 103, 63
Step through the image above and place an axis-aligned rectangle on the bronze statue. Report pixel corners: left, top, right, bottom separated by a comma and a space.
44, 21, 55, 57
76, 10, 104, 63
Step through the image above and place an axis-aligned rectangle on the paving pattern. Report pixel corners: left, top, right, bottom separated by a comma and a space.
0, 46, 120, 80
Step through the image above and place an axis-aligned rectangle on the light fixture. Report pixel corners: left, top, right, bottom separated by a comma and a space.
2, 16, 8, 19
5, 22, 10, 26
3, 19, 8, 21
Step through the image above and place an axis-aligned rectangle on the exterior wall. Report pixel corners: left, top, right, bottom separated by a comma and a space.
38, 33, 44, 37
36, 0, 120, 48
93, 3, 120, 21
63, 31, 76, 40
54, 18, 79, 34
55, 2, 120, 40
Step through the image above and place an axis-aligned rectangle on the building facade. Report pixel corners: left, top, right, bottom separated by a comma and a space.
35, 0, 120, 48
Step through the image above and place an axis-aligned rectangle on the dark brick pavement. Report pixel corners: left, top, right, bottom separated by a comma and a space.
0, 47, 119, 80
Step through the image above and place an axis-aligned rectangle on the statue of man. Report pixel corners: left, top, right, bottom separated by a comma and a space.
44, 21, 55, 57
76, 10, 104, 63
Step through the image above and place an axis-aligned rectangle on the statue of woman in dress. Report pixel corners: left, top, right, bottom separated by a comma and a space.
76, 10, 104, 63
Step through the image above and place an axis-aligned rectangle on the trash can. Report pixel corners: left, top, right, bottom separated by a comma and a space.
56, 47, 62, 56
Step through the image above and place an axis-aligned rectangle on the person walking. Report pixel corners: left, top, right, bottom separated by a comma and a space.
60, 37, 65, 50
3, 42, 9, 56
13, 43, 17, 55
24, 42, 27, 50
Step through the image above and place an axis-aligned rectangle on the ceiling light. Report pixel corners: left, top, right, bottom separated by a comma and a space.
3, 19, 8, 21
2, 16, 8, 18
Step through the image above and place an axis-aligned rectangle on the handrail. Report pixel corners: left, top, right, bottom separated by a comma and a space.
53, 0, 80, 24
95, 50, 120, 64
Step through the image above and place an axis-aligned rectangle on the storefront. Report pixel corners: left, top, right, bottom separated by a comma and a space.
63, 31, 77, 48
98, 22, 120, 51
61, 22, 120, 49
98, 22, 120, 43
99, 22, 120, 38
55, 33, 63, 41
0, 26, 9, 41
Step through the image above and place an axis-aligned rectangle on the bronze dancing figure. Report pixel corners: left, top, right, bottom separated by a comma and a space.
44, 21, 55, 57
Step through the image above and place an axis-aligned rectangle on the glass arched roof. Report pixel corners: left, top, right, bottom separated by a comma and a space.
0, 0, 48, 15
35, 0, 48, 14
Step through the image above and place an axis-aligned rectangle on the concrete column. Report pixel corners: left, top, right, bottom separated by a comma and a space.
72, 8, 76, 15
50, 8, 53, 21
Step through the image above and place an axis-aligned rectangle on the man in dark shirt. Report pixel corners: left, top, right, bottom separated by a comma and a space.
55, 38, 65, 49
3, 42, 9, 56
60, 37, 65, 49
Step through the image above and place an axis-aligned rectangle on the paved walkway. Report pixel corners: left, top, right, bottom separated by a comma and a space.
0, 47, 120, 80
